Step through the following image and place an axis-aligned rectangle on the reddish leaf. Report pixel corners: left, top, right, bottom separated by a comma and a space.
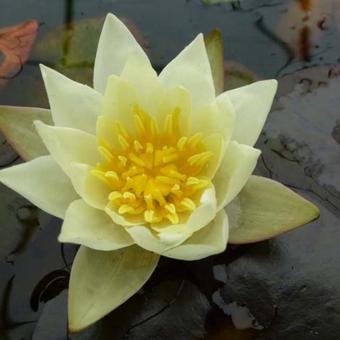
0, 20, 38, 86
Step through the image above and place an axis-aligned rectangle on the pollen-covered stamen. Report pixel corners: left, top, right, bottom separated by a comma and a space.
93, 107, 212, 225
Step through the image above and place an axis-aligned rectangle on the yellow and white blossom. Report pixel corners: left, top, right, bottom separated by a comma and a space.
0, 13, 277, 259
0, 13, 318, 331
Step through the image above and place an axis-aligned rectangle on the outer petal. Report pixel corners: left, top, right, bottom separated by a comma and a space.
34, 121, 100, 172
159, 34, 215, 108
68, 245, 159, 332
59, 199, 134, 250
40, 65, 102, 134
0, 156, 78, 218
94, 13, 150, 93
223, 80, 278, 146
214, 141, 260, 210
162, 209, 229, 261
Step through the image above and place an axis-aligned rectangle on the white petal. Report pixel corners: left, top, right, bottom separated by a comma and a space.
159, 34, 215, 108
162, 209, 229, 261
68, 245, 159, 331
101, 57, 164, 132
202, 134, 225, 179
59, 199, 134, 250
94, 13, 150, 93
126, 187, 218, 254
34, 121, 100, 172
156, 86, 192, 135
120, 55, 164, 117
40, 65, 102, 134
101, 75, 139, 133
67, 163, 110, 210
214, 141, 260, 210
124, 226, 182, 254
152, 187, 217, 235
0, 156, 78, 218
190, 96, 235, 144
223, 80, 278, 146
105, 205, 145, 227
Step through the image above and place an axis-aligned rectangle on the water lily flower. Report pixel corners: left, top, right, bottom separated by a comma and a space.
0, 14, 319, 331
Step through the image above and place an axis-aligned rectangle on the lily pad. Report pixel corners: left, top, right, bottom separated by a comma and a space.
259, 67, 340, 208
32, 290, 68, 340
0, 179, 44, 260
213, 193, 340, 338
70, 279, 211, 340
32, 16, 147, 86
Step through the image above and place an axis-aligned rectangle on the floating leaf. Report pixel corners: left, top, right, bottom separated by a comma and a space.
32, 290, 68, 340
0, 20, 38, 87
0, 106, 52, 160
204, 29, 224, 94
227, 175, 320, 244
32, 17, 148, 86
68, 245, 160, 332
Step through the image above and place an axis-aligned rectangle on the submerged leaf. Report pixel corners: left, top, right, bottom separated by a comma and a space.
204, 29, 224, 95
68, 245, 159, 332
0, 106, 52, 160
227, 175, 320, 244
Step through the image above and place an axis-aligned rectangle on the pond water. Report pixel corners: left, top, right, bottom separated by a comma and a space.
1, 0, 340, 339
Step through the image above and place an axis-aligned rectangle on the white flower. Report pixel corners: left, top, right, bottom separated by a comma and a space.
1, 14, 276, 258
1, 13, 311, 331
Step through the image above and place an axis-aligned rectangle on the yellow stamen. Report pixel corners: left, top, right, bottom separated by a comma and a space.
92, 109, 213, 225
118, 135, 130, 150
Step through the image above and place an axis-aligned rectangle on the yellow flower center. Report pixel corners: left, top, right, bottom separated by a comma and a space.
92, 106, 212, 225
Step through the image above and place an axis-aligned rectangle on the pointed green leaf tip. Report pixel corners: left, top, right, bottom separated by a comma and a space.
0, 106, 52, 160
68, 245, 159, 332
204, 29, 224, 95
227, 176, 320, 244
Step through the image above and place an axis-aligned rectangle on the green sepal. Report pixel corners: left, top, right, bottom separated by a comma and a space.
227, 175, 320, 244
204, 29, 224, 95
0, 106, 52, 160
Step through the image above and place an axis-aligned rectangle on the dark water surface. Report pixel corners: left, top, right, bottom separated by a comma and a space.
1, 0, 340, 339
